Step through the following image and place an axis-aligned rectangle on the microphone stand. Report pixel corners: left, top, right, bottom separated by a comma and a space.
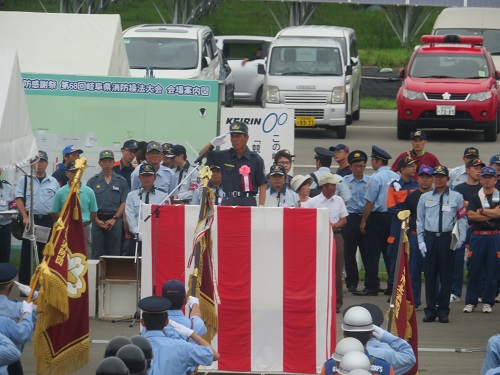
112, 189, 144, 325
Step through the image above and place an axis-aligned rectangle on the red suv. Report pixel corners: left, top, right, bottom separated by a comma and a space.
397, 35, 500, 141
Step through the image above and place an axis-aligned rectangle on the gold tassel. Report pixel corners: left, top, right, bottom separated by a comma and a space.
73, 205, 79, 221
43, 242, 55, 257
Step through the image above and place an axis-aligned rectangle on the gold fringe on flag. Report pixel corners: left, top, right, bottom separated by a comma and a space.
188, 236, 218, 343
33, 261, 69, 331
34, 334, 89, 375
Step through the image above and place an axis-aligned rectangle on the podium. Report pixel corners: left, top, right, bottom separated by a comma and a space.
98, 256, 141, 320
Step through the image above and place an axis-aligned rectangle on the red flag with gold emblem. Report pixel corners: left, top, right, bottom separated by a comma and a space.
33, 178, 89, 375
389, 213, 418, 375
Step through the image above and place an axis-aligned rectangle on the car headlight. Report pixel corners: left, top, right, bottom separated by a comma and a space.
266, 85, 280, 103
402, 89, 425, 100
468, 91, 492, 102
332, 86, 345, 104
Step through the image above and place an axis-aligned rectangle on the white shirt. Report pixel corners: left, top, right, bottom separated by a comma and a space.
302, 192, 348, 224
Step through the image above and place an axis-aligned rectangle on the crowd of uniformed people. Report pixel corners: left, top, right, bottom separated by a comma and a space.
1, 121, 500, 374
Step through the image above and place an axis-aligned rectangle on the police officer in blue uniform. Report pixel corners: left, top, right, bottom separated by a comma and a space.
308, 147, 334, 197
15, 151, 60, 285
354, 146, 399, 296
266, 164, 299, 207
0, 263, 35, 375
202, 121, 267, 206
341, 150, 370, 293
308, 147, 351, 203
463, 166, 500, 314
161, 280, 207, 341
417, 165, 467, 323
131, 142, 177, 195
0, 179, 14, 263
0, 332, 20, 374
87, 150, 130, 259
124, 163, 168, 256
138, 296, 219, 375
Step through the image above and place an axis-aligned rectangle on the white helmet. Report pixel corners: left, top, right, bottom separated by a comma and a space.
332, 337, 365, 362
348, 370, 371, 375
341, 306, 373, 332
337, 351, 371, 375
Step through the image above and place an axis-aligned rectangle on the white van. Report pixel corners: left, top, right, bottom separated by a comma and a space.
123, 24, 234, 106
216, 35, 274, 104
259, 26, 361, 138
433, 8, 500, 68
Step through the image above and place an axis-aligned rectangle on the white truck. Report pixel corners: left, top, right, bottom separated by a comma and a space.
433, 7, 500, 69
258, 26, 361, 139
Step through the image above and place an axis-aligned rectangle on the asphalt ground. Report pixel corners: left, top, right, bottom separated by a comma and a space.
17, 280, 496, 375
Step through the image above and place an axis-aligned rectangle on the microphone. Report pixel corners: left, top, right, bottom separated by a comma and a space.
193, 145, 215, 165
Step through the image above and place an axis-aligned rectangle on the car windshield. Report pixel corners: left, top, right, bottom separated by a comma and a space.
435, 29, 500, 55
124, 37, 198, 70
409, 53, 490, 79
269, 47, 343, 76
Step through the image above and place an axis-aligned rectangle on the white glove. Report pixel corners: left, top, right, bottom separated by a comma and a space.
187, 296, 199, 309
418, 242, 427, 258
169, 319, 194, 339
454, 240, 463, 250
372, 325, 384, 340
14, 281, 38, 299
22, 301, 33, 314
210, 133, 227, 147
14, 281, 32, 297
135, 232, 143, 242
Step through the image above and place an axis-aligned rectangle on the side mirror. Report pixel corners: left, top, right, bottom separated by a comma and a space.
202, 56, 211, 69
345, 65, 353, 76
398, 68, 406, 78
495, 70, 500, 80
350, 57, 359, 66
257, 64, 266, 75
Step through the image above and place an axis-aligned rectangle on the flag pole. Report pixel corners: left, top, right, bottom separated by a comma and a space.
189, 166, 212, 301
387, 210, 411, 330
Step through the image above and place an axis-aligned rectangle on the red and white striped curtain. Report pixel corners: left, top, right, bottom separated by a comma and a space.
141, 205, 336, 374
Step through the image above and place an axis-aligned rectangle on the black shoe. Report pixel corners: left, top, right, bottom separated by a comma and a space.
347, 286, 357, 293
384, 288, 392, 296
438, 317, 449, 323
423, 315, 436, 322
352, 289, 378, 296
377, 287, 386, 293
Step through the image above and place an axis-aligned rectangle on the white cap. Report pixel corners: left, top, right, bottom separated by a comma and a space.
341, 306, 373, 332
332, 337, 365, 362
319, 172, 341, 186
337, 351, 371, 375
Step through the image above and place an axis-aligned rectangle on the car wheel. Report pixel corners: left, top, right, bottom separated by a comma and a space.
397, 119, 411, 140
345, 114, 353, 125
352, 107, 360, 121
256, 86, 263, 106
484, 119, 497, 142
336, 125, 347, 139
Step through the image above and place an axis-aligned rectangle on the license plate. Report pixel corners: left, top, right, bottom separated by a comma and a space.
296, 116, 315, 127
436, 105, 456, 116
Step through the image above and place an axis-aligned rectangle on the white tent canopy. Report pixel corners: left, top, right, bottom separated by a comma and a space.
0, 11, 130, 77
0, 49, 38, 170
